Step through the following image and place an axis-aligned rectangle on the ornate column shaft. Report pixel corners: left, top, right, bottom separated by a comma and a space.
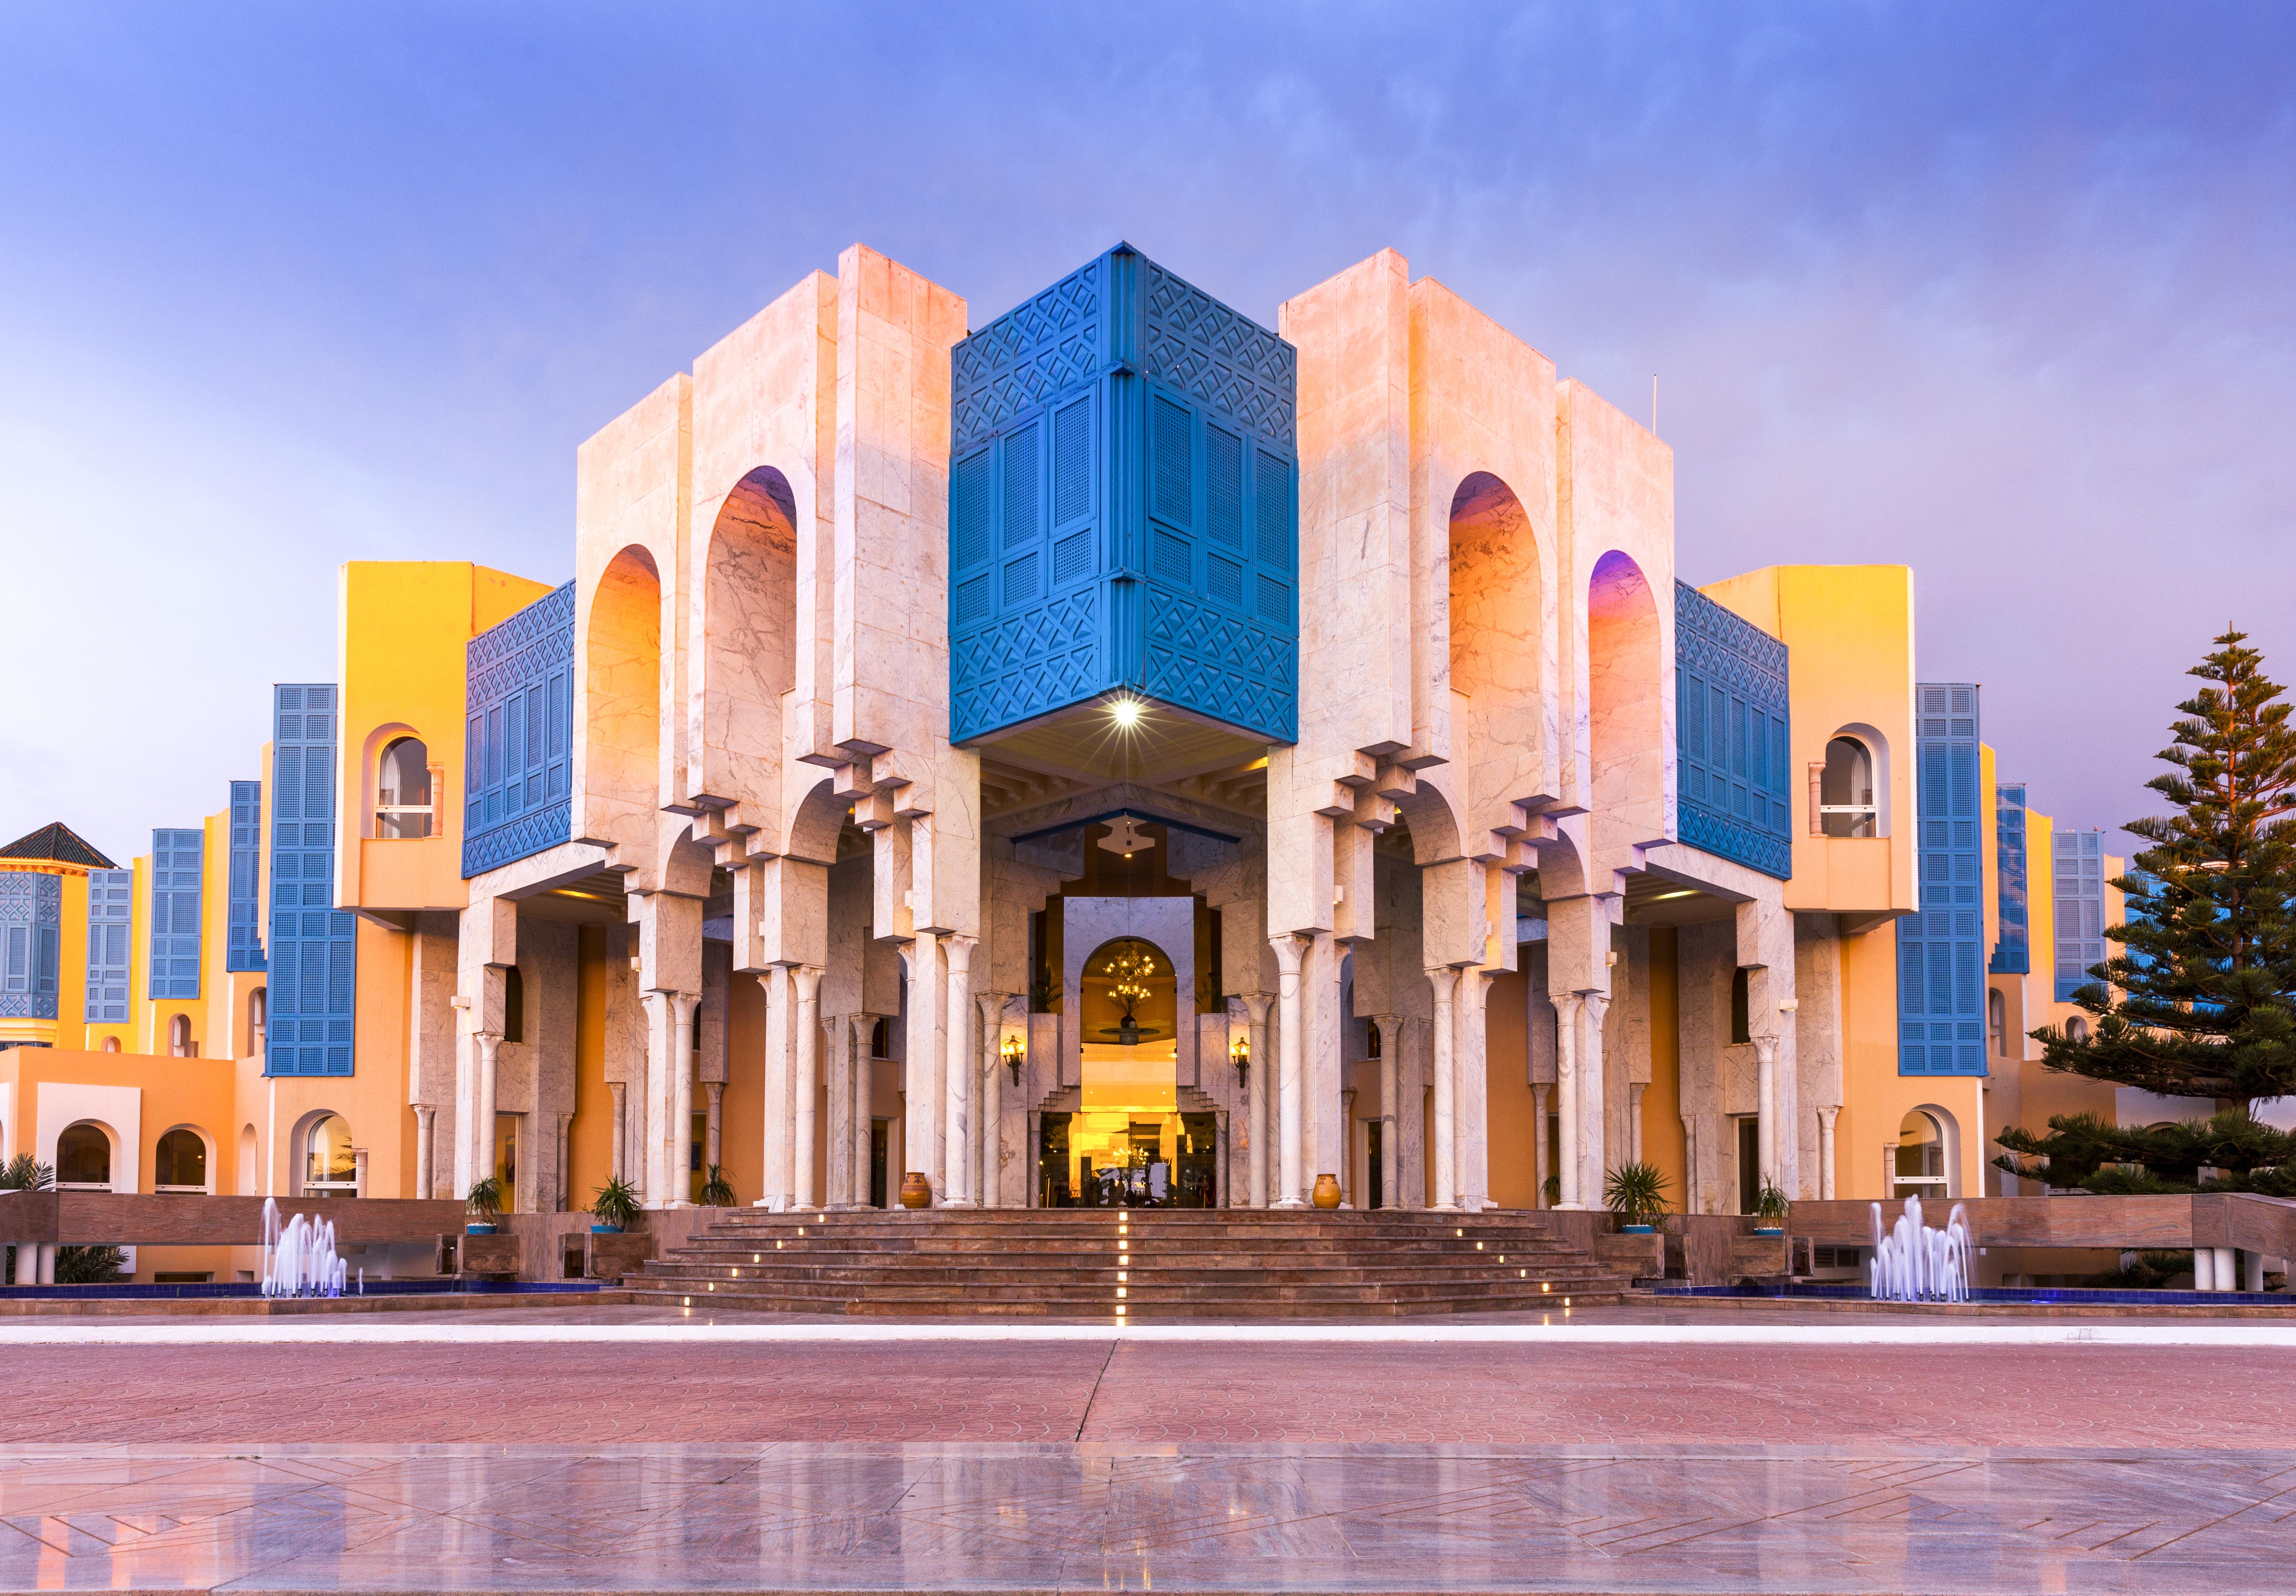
1427, 967, 1458, 1212
1378, 1014, 1401, 1211
1530, 1083, 1550, 1210
977, 994, 1005, 1208
412, 1105, 436, 1202
1269, 937, 1309, 1208
904, 935, 944, 1202
1553, 992, 1582, 1208
473, 1030, 502, 1200
1752, 1033, 1778, 1195
607, 1080, 627, 1185
940, 936, 976, 1207
1817, 1103, 1840, 1200
1241, 994, 1272, 1208
1578, 991, 1611, 1211
669, 991, 700, 1208
793, 966, 823, 1209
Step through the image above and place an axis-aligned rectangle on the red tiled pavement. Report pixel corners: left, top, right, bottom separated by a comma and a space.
6, 1338, 2295, 1448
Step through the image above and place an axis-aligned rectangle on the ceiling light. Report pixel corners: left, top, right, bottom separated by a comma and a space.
1650, 889, 1697, 901
1110, 697, 1144, 729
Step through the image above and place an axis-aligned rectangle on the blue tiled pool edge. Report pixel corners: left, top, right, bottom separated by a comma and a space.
0, 1279, 603, 1301
1652, 1283, 2295, 1308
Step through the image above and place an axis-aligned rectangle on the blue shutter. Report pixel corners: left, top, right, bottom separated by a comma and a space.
2055, 830, 2109, 1001
83, 868, 133, 1022
226, 780, 266, 972
1672, 582, 1792, 879
462, 582, 575, 877
148, 828, 204, 1000
0, 873, 62, 1021
1989, 783, 2030, 974
266, 684, 356, 1076
1899, 683, 1986, 1075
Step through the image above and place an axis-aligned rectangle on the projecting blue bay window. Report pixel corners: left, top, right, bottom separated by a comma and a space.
1673, 582, 1792, 880
266, 684, 356, 1077
463, 581, 574, 878
1899, 683, 1986, 1076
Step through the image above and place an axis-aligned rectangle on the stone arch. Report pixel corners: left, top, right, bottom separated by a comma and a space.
153, 1123, 215, 1192
586, 544, 663, 825
1447, 472, 1551, 848
56, 1120, 117, 1189
1586, 549, 1665, 867
692, 467, 798, 814
784, 774, 849, 867
237, 1124, 258, 1195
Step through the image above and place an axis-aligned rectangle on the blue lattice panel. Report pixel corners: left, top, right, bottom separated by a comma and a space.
463, 581, 575, 878
949, 246, 1299, 746
1673, 581, 1792, 880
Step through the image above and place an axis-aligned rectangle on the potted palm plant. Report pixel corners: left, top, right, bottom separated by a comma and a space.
590, 1175, 640, 1233
465, 1176, 504, 1235
698, 1164, 736, 1207
1603, 1161, 1671, 1233
1752, 1180, 1790, 1236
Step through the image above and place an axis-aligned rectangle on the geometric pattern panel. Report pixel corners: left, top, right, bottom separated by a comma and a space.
267, 683, 356, 1078
1673, 580, 1791, 880
464, 580, 575, 879
1899, 681, 1986, 1076
0, 871, 60, 1022
950, 245, 1300, 747
1142, 260, 1297, 450
83, 868, 131, 1023
1990, 781, 2030, 975
225, 779, 265, 972
147, 827, 203, 1001
2054, 828, 2109, 1002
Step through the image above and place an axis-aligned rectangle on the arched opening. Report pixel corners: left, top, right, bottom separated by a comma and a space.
1988, 989, 2007, 1055
502, 965, 525, 1045
1820, 735, 1879, 837
1893, 1109, 1952, 1201
1447, 471, 1543, 732
155, 1127, 210, 1192
586, 545, 663, 819
302, 1114, 357, 1197
1367, 1021, 1382, 1060
2066, 1015, 2091, 1044
238, 1124, 258, 1195
168, 1013, 192, 1057
101, 1036, 119, 1053
375, 735, 434, 838
869, 1017, 891, 1059
694, 467, 798, 807
1586, 550, 1664, 862
1041, 935, 1213, 1209
56, 1122, 112, 1189
247, 987, 266, 1057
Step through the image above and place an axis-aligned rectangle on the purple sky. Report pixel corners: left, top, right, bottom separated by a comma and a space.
2, 3, 2290, 867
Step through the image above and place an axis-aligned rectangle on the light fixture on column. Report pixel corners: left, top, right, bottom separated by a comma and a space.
1230, 1030, 1249, 1092
1001, 1030, 1024, 1088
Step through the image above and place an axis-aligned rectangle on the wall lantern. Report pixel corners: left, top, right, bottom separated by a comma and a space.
1230, 1030, 1250, 1092
1001, 1030, 1025, 1088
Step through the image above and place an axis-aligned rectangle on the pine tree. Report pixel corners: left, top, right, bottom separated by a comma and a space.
1995, 632, 2296, 1196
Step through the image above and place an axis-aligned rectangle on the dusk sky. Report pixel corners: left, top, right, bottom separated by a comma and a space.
3, 3, 2290, 867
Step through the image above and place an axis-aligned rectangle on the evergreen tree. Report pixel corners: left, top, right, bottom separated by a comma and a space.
1995, 632, 2296, 1195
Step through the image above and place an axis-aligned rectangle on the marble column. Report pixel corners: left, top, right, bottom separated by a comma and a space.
608, 1080, 627, 1185
755, 969, 790, 1209
1242, 994, 1272, 1208
1457, 969, 1490, 1211
1752, 1032, 1778, 1195
1378, 1014, 1400, 1211
904, 936, 944, 1202
941, 936, 975, 1207
1627, 1082, 1646, 1164
704, 1081, 724, 1175
1817, 1105, 1839, 1200
1554, 992, 1582, 1208
1269, 936, 1309, 1208
978, 994, 1005, 1208
1428, 967, 1458, 1211
473, 1030, 502, 1199
1578, 991, 1611, 1210
793, 966, 822, 1209
1530, 1083, 1551, 1209
825, 1015, 854, 1209
670, 991, 699, 1207
413, 1105, 436, 1202
854, 1015, 880, 1205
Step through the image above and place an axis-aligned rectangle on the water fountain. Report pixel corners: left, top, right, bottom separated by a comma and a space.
258, 1196, 349, 1298
1868, 1194, 1973, 1303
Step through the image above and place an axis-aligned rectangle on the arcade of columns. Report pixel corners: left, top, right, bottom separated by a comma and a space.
432, 245, 1821, 1220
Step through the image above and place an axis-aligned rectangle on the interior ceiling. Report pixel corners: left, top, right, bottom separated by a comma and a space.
971, 694, 1272, 792
517, 870, 630, 927
1618, 871, 1740, 927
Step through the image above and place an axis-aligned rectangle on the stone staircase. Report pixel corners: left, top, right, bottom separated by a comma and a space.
616, 1208, 1631, 1318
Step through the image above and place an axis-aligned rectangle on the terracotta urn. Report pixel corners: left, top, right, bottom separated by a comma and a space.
900, 1172, 932, 1210
1311, 1173, 1342, 1210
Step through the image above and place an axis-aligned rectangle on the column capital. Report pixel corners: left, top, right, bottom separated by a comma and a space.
1268, 932, 1310, 975
1749, 1033, 1779, 1063
1426, 966, 1459, 1002
1240, 992, 1274, 1026
793, 965, 825, 1004
1816, 1103, 1840, 1126
942, 933, 977, 968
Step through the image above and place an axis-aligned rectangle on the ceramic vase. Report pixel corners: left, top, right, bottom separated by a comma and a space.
1311, 1173, 1342, 1209
900, 1172, 932, 1210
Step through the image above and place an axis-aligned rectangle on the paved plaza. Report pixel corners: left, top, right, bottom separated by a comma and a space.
0, 1312, 2292, 1591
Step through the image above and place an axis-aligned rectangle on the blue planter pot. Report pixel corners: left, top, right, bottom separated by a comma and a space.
465, 1223, 498, 1235
1619, 1224, 1656, 1234
590, 1224, 623, 1234
1752, 1226, 1785, 1236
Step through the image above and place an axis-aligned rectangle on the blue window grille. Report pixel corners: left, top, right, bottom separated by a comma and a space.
266, 684, 356, 1077
84, 868, 132, 1022
463, 581, 575, 878
2055, 830, 2109, 1001
1899, 683, 1986, 1075
0, 872, 61, 1021
949, 245, 1299, 745
1989, 782, 2030, 975
226, 779, 266, 972
149, 828, 203, 1000
1672, 581, 1792, 879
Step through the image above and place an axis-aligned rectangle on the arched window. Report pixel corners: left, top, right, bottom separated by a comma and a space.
304, 1115, 357, 1196
101, 1036, 120, 1053
2066, 1015, 2091, 1044
502, 965, 524, 1045
1987, 989, 2007, 1055
168, 1013, 192, 1057
871, 1018, 890, 1059
1367, 1021, 1382, 1060
248, 987, 267, 1057
1730, 968, 1751, 1045
1820, 737, 1879, 837
57, 1122, 111, 1189
1893, 1110, 1949, 1200
155, 1128, 209, 1191
376, 736, 434, 838
238, 1124, 258, 1195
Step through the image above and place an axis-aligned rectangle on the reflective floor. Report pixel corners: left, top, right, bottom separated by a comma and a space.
0, 1441, 2288, 1592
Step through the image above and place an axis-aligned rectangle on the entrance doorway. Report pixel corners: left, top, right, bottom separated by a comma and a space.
1366, 1121, 1384, 1211
869, 1120, 889, 1209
